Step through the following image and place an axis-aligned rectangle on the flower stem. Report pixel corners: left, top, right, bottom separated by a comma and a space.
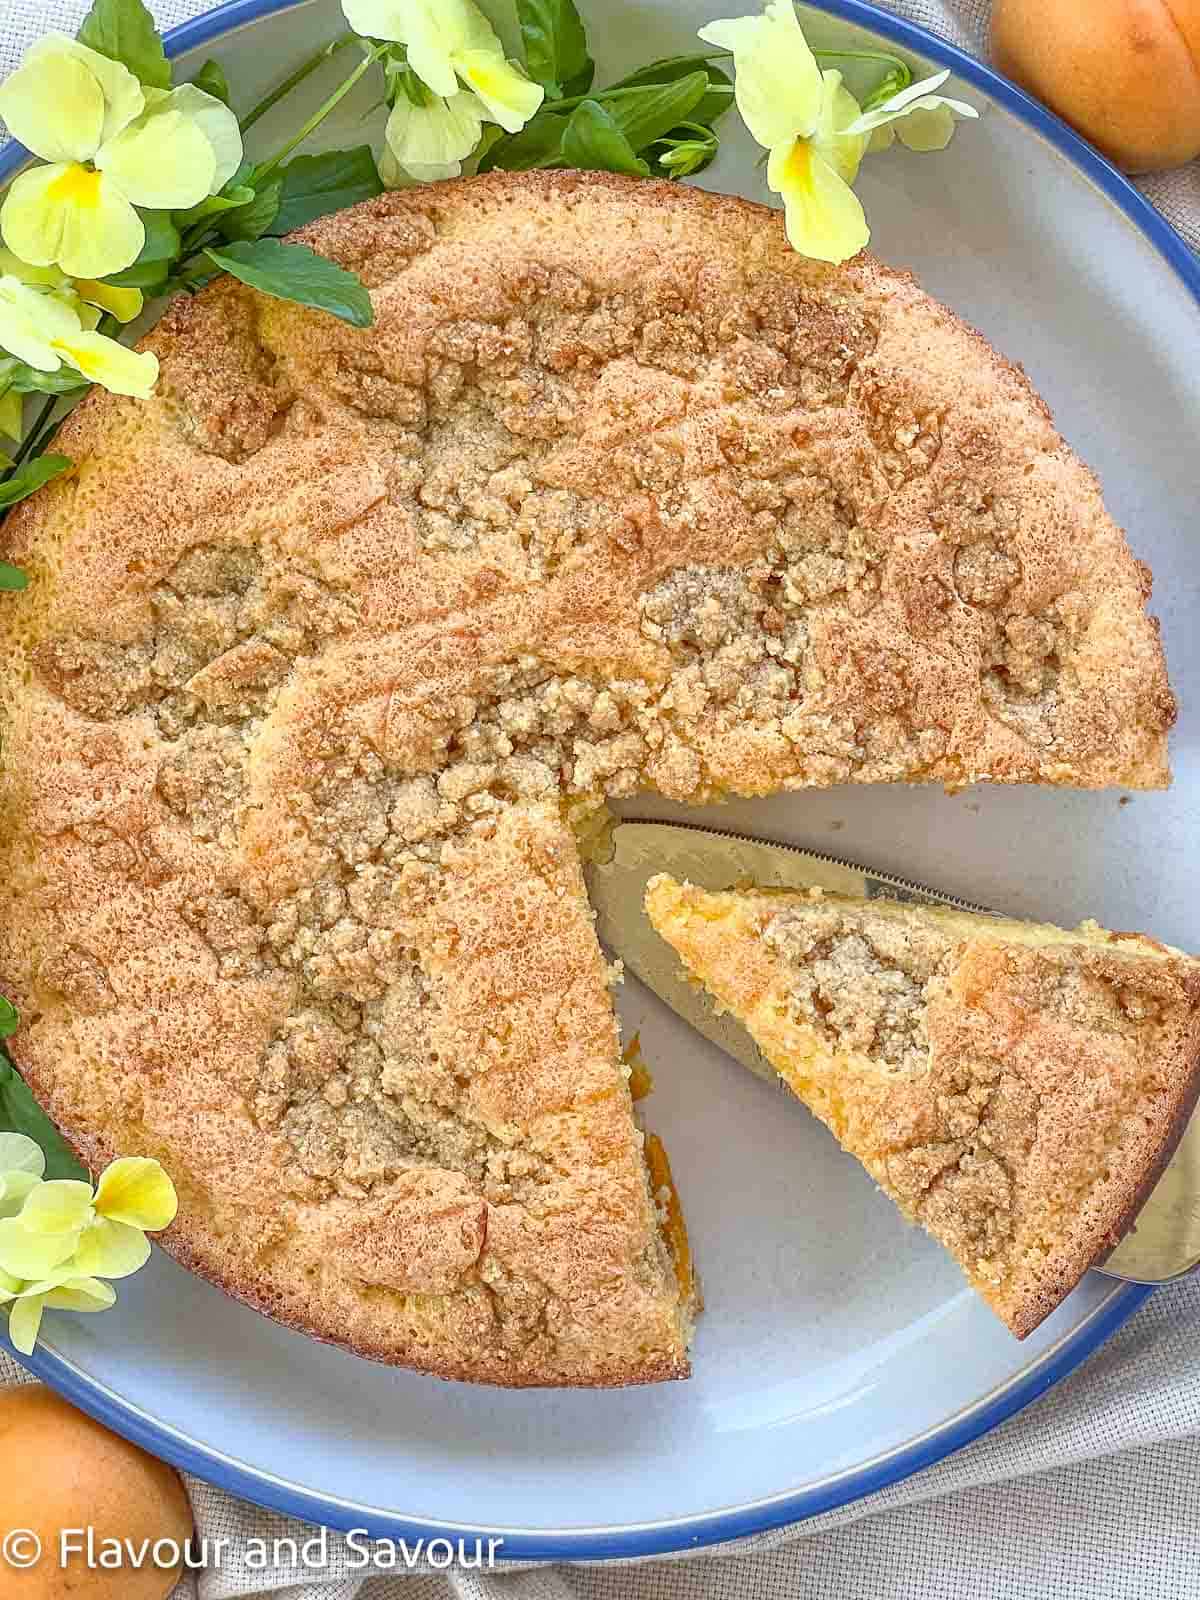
238, 32, 356, 134
813, 47, 911, 81
249, 43, 387, 184
546, 82, 700, 115
3, 396, 57, 477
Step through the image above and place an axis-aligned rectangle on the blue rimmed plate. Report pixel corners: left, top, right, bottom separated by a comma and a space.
2, 0, 1197, 1561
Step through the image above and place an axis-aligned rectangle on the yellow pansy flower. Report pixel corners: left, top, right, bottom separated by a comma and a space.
766, 70, 868, 264
0, 35, 242, 279
0, 272, 158, 397
342, 0, 544, 134
846, 70, 979, 153
0, 1140, 175, 1352
699, 3, 868, 263
0, 1154, 177, 1287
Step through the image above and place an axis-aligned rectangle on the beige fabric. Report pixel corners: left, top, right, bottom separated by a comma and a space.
3, 1, 1200, 1595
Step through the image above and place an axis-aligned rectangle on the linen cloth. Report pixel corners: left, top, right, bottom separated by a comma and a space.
3, 1, 1200, 1595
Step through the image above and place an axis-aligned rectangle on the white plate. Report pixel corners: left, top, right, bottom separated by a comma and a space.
2, 0, 1198, 1560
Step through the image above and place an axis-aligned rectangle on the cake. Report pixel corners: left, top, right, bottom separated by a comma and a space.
0, 171, 1176, 1380
645, 876, 1200, 1336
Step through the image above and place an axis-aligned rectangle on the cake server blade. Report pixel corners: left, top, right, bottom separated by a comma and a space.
585, 818, 1200, 1286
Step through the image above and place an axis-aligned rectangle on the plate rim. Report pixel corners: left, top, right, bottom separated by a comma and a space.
0, 0, 1186, 1561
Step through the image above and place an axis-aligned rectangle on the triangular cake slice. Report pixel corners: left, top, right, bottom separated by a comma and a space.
645, 875, 1200, 1336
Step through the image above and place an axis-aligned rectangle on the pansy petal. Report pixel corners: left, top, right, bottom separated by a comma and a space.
0, 52, 104, 164
768, 136, 869, 264
453, 51, 543, 133
0, 1216, 79, 1279
377, 143, 414, 189
6, 1291, 45, 1353
340, 0, 398, 35
0, 276, 68, 368
895, 103, 958, 152
72, 277, 144, 323
18, 1178, 94, 1235
0, 246, 63, 288
1, 163, 146, 278
73, 1215, 151, 1279
96, 110, 217, 210
150, 84, 244, 190
846, 74, 978, 137
346, 0, 461, 96
873, 69, 951, 115
405, 0, 499, 89
440, 0, 500, 52
39, 1275, 118, 1313
699, 1, 821, 149
71, 296, 103, 331
27, 35, 145, 144
812, 70, 866, 186
386, 89, 482, 175
0, 271, 81, 365
54, 330, 158, 397
93, 1157, 178, 1230
0, 1265, 21, 1299
0, 1171, 41, 1221
0, 1133, 46, 1179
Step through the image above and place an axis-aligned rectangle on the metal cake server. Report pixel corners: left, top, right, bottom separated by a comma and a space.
585, 819, 1200, 1286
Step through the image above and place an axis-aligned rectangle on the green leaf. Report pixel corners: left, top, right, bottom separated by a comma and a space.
606, 72, 710, 154
77, 0, 171, 90
135, 209, 182, 264
100, 260, 171, 291
606, 54, 735, 127
0, 564, 28, 592
174, 186, 256, 228
219, 180, 283, 243
562, 60, 596, 98
269, 147, 383, 236
0, 1000, 17, 1040
0, 457, 72, 510
516, 0, 592, 99
204, 240, 374, 328
477, 111, 568, 173
0, 360, 89, 396
560, 101, 649, 176
0, 1051, 89, 1183
191, 58, 231, 105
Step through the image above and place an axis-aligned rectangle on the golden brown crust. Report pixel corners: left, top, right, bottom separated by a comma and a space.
646, 876, 1200, 1338
0, 171, 1176, 1379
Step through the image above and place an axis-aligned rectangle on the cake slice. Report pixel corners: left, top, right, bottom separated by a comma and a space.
645, 875, 1200, 1336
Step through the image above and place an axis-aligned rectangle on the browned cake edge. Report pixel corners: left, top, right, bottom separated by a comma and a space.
1008, 1017, 1200, 1338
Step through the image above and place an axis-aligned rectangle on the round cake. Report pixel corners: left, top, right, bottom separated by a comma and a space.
0, 172, 1175, 1383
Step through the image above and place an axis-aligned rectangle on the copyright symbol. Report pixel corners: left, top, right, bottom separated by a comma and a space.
2, 1529, 41, 1569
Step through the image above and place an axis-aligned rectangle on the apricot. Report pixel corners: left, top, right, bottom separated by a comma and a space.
0, 1383, 193, 1598
991, 0, 1200, 172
